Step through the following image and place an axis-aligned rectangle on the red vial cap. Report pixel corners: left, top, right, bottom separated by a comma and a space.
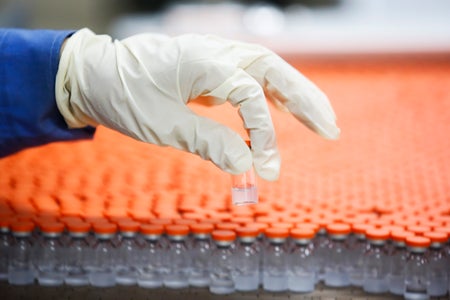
212, 230, 236, 242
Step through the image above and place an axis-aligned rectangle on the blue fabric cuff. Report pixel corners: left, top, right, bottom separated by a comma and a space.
0, 28, 95, 158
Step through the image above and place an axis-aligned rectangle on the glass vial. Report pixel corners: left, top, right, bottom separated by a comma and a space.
324, 223, 351, 287
115, 221, 140, 285
189, 223, 214, 287
404, 236, 431, 300
362, 228, 390, 293
209, 230, 236, 295
88, 222, 117, 287
0, 218, 12, 280
137, 224, 165, 288
424, 231, 448, 297
231, 140, 258, 206
35, 221, 67, 286
233, 227, 260, 292
163, 225, 191, 289
288, 228, 316, 293
64, 221, 91, 286
263, 228, 289, 292
387, 230, 414, 295
8, 221, 36, 285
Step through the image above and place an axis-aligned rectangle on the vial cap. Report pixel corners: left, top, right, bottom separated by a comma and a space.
423, 231, 448, 243
233, 217, 254, 226
326, 223, 351, 235
118, 221, 140, 232
67, 221, 91, 233
256, 216, 279, 224
93, 222, 117, 234
433, 226, 450, 237
405, 236, 431, 248
406, 225, 431, 236
165, 224, 189, 236
365, 228, 390, 240
351, 223, 374, 235
173, 219, 197, 226
149, 218, 174, 226
295, 222, 319, 233
264, 227, 289, 239
212, 230, 236, 242
215, 222, 239, 231
236, 227, 259, 238
10, 221, 35, 233
140, 224, 164, 235
59, 216, 83, 225
270, 222, 294, 230
182, 212, 206, 222
245, 222, 268, 234
290, 228, 315, 240
390, 230, 414, 242
39, 221, 65, 233
0, 217, 14, 229
189, 223, 214, 234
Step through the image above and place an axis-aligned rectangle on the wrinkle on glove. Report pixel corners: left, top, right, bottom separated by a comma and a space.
56, 28, 340, 181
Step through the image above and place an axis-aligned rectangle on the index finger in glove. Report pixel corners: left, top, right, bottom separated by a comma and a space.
245, 53, 340, 140
207, 69, 280, 181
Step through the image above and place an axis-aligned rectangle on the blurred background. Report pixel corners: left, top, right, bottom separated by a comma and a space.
1, 0, 450, 56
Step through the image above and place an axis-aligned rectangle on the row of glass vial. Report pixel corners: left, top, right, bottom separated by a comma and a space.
0, 219, 449, 299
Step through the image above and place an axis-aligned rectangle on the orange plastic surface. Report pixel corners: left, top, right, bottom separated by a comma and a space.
0, 59, 449, 233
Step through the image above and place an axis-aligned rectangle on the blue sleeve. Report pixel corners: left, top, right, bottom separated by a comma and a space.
0, 28, 95, 158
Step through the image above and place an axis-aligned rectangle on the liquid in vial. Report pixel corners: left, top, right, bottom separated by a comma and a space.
231, 140, 258, 206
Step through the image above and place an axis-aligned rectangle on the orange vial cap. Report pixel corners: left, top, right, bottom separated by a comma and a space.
352, 223, 374, 235
236, 227, 259, 238
93, 222, 117, 234
140, 224, 164, 235
245, 222, 268, 234
423, 231, 448, 244
391, 230, 415, 243
67, 221, 91, 233
118, 221, 140, 232
290, 228, 315, 240
10, 221, 35, 233
405, 236, 431, 248
165, 224, 190, 236
215, 222, 239, 231
326, 223, 351, 235
212, 230, 236, 242
40, 221, 65, 234
365, 228, 390, 241
264, 227, 289, 239
406, 225, 431, 236
190, 223, 214, 235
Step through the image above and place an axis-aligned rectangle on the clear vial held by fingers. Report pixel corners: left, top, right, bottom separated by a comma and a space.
231, 140, 258, 206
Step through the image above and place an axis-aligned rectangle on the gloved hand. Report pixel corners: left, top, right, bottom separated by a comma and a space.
56, 28, 339, 181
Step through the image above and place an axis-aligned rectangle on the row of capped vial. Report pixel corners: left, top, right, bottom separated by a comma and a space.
0, 218, 449, 299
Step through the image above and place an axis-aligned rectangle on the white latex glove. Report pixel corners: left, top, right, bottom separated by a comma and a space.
56, 28, 340, 181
